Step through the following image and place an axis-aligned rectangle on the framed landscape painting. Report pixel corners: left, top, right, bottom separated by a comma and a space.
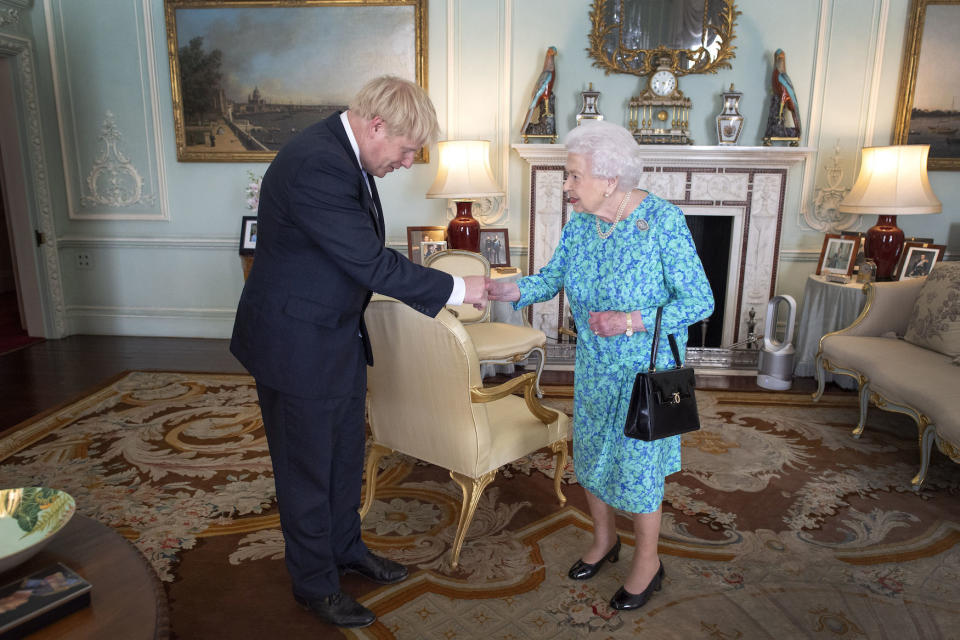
164, 0, 427, 162
893, 0, 960, 170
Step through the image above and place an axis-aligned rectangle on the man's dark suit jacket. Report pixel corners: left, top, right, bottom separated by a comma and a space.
230, 113, 453, 399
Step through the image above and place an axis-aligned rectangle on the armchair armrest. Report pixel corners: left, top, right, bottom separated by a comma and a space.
471, 372, 559, 425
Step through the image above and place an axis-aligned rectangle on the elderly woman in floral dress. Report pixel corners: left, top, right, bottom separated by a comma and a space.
488, 120, 713, 610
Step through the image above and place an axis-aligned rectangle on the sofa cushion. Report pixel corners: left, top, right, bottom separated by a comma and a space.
904, 261, 960, 359
822, 335, 960, 441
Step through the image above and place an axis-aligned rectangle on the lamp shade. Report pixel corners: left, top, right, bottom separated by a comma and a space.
425, 140, 504, 199
426, 140, 503, 252
837, 145, 941, 215
837, 145, 941, 280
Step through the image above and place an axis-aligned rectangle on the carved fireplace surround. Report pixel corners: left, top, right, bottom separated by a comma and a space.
512, 144, 814, 368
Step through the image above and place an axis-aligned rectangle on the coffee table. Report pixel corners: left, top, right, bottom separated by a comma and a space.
7, 514, 169, 639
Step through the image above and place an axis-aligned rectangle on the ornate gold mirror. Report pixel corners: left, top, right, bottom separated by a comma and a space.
588, 0, 740, 77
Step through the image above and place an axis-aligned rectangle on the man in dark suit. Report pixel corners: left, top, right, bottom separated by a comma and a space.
230, 76, 486, 629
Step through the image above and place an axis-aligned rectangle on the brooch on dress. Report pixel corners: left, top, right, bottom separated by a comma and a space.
636, 219, 649, 231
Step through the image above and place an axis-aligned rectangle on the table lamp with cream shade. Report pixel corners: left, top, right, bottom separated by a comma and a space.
837, 144, 941, 280
426, 140, 504, 252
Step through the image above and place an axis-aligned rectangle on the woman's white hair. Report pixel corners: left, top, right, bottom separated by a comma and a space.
564, 121, 644, 192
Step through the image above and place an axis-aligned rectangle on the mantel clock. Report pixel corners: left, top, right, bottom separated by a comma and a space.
629, 58, 692, 145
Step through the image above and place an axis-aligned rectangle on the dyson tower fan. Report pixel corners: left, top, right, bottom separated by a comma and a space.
756, 295, 797, 390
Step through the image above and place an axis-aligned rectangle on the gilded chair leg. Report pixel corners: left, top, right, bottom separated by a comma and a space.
550, 440, 567, 506
448, 470, 497, 569
359, 443, 393, 520
851, 382, 871, 439
911, 423, 936, 490
531, 346, 546, 398
811, 354, 826, 401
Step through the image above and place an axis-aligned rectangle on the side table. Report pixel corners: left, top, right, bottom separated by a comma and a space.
793, 274, 868, 390
10, 514, 169, 639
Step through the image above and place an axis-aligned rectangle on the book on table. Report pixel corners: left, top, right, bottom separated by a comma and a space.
0, 563, 91, 637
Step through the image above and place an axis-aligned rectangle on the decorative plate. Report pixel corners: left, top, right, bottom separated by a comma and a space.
0, 488, 76, 575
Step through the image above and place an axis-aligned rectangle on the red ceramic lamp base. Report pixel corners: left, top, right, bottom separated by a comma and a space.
864, 215, 904, 280
447, 201, 480, 252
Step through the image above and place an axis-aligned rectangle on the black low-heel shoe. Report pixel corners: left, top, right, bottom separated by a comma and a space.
609, 561, 665, 611
567, 536, 621, 580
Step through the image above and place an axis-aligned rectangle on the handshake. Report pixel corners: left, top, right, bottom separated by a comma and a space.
462, 276, 522, 309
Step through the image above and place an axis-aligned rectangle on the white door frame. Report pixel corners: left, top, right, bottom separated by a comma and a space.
0, 40, 58, 338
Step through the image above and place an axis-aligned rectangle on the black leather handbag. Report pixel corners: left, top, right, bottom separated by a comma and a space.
624, 306, 701, 441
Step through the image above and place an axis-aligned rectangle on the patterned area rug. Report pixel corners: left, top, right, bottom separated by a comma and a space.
1, 371, 958, 639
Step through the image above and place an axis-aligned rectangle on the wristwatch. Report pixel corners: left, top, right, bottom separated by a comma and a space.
624, 312, 633, 337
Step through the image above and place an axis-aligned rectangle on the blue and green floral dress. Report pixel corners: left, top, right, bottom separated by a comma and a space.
515, 193, 714, 513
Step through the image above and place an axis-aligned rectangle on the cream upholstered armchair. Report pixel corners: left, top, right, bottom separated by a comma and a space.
425, 249, 547, 397
361, 295, 570, 567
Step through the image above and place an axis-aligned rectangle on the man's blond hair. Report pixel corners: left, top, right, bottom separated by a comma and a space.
350, 76, 440, 146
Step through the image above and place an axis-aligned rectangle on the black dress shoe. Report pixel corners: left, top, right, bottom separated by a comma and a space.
342, 552, 409, 584
609, 561, 665, 611
568, 536, 621, 580
295, 591, 375, 628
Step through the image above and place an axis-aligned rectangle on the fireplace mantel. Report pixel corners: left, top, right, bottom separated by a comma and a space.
512, 143, 815, 367
513, 143, 814, 168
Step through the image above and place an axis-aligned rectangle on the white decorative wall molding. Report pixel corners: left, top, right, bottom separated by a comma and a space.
45, 0, 169, 221
797, 0, 832, 227
56, 235, 237, 250
0, 32, 66, 337
81, 111, 157, 208
807, 141, 858, 232
801, 0, 887, 230
445, 0, 511, 224
65, 305, 238, 339
779, 249, 821, 263
0, 7, 19, 28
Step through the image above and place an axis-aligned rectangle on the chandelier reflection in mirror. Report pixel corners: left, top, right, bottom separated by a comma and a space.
588, 0, 740, 77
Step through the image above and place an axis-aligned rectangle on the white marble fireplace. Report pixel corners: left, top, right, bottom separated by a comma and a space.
512, 144, 814, 366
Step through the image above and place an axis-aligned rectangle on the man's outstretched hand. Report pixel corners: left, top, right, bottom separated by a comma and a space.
463, 276, 488, 310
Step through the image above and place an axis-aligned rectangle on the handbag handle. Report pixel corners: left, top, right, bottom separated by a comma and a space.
647, 306, 683, 372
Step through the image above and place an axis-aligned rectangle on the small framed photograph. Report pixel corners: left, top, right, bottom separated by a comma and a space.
420, 240, 447, 261
406, 226, 446, 264
239, 216, 258, 255
897, 242, 945, 280
816, 233, 860, 277
479, 228, 510, 267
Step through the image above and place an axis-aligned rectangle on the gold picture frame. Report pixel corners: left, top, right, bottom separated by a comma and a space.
164, 0, 428, 163
587, 0, 740, 77
892, 0, 960, 171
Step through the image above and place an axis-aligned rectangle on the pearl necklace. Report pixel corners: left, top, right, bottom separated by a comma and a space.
595, 190, 632, 239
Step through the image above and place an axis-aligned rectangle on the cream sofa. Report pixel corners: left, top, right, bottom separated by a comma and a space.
813, 261, 960, 489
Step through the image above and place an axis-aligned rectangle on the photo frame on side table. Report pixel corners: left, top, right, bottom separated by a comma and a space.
892, 0, 960, 170
407, 226, 446, 265
897, 242, 945, 279
239, 216, 257, 255
479, 228, 510, 267
816, 234, 861, 277
164, 0, 428, 163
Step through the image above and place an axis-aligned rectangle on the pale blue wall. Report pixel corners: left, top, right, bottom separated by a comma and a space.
3, 0, 957, 338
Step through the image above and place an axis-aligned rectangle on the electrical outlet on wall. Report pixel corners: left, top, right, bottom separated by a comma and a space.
76, 252, 93, 270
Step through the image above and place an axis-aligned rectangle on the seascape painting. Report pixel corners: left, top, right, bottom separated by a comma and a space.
895, 1, 960, 169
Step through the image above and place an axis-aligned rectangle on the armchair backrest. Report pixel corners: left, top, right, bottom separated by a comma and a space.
364, 296, 493, 476
424, 249, 491, 324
